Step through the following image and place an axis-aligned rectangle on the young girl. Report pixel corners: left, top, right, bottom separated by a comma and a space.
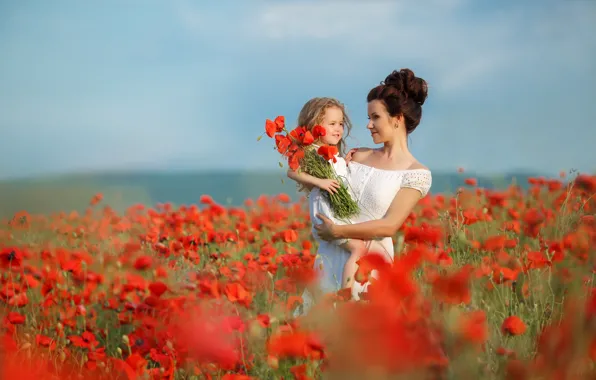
287, 97, 369, 291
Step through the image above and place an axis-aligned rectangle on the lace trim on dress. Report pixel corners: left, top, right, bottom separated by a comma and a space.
401, 170, 432, 197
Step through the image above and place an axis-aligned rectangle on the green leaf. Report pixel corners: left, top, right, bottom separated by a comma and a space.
257, 135, 263, 141
278, 162, 283, 168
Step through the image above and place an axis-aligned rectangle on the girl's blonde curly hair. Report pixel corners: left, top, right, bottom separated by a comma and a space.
296, 97, 353, 156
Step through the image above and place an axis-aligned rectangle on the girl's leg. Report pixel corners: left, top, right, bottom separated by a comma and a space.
342, 238, 390, 288
340, 239, 367, 289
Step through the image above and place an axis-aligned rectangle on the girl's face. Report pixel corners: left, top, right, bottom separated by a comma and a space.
318, 106, 344, 146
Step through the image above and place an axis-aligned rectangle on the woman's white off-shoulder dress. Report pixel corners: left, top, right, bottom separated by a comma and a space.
301, 162, 432, 312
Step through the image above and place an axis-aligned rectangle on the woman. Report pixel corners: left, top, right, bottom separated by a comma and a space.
311, 68, 433, 302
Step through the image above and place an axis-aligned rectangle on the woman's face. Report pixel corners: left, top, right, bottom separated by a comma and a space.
367, 100, 398, 144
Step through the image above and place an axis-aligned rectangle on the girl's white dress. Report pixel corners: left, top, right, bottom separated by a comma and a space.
300, 159, 432, 313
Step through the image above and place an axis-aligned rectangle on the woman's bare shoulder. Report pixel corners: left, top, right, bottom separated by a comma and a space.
351, 147, 374, 162
407, 161, 430, 171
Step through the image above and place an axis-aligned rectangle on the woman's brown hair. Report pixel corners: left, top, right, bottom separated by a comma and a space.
367, 68, 428, 134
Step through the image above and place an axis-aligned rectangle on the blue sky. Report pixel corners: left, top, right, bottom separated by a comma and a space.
1, 0, 595, 179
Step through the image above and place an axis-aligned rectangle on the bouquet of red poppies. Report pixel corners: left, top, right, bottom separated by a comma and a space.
259, 115, 359, 220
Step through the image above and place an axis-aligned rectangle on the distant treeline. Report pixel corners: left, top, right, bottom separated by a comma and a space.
0, 169, 551, 218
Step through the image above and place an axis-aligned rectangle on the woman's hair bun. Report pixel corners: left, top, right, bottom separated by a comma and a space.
383, 68, 428, 106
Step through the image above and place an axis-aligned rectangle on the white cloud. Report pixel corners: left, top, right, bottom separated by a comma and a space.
249, 1, 595, 93
256, 2, 399, 40
2, 1, 594, 177
248, 1, 504, 91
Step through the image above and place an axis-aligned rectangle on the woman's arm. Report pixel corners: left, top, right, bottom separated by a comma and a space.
315, 187, 423, 240
314, 169, 432, 240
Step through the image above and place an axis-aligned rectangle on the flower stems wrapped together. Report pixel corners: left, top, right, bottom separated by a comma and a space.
259, 115, 360, 220
300, 145, 359, 220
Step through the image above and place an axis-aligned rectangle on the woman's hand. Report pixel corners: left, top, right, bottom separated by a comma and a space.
315, 178, 340, 194
314, 213, 337, 241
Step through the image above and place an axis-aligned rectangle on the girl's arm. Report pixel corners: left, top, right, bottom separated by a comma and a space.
286, 169, 321, 191
287, 169, 340, 193
314, 170, 432, 240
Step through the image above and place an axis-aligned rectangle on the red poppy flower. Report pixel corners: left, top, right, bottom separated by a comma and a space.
317, 145, 338, 162
265, 116, 285, 138
288, 149, 305, 171
312, 125, 326, 139
501, 316, 527, 336
289, 126, 314, 146
275, 134, 291, 154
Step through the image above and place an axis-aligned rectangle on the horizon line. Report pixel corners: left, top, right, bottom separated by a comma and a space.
0, 166, 577, 183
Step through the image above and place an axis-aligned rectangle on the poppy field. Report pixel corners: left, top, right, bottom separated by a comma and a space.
1, 172, 596, 379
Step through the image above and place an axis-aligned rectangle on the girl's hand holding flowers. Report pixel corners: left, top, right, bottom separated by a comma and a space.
316, 178, 341, 194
